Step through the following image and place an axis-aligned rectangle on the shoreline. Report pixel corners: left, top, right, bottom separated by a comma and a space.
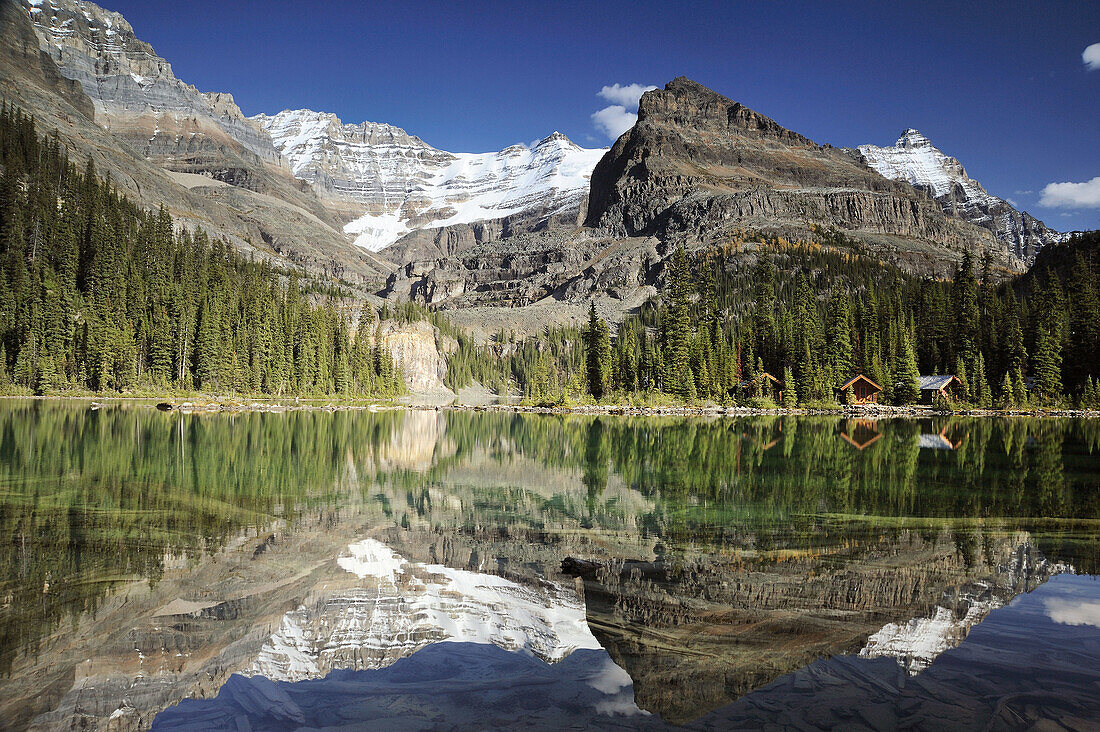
2, 394, 1098, 419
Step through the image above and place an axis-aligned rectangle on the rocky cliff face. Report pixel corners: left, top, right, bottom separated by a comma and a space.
2, 0, 391, 285
255, 109, 606, 252
377, 318, 456, 394
856, 129, 1066, 263
26, 0, 284, 182
584, 77, 1016, 273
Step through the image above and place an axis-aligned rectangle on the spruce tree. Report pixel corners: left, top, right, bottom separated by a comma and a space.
894, 326, 921, 405
584, 302, 610, 400
1033, 325, 1063, 403
782, 365, 796, 407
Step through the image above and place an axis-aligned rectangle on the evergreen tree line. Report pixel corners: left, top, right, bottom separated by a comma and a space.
0, 105, 403, 396
582, 231, 1100, 408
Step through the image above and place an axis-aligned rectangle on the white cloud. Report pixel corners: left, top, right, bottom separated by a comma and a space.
1039, 176, 1100, 208
1006, 198, 1018, 207
1046, 598, 1100, 627
591, 105, 638, 140
1014, 189, 1033, 195
1084, 43, 1100, 71
597, 83, 658, 109
591, 83, 658, 141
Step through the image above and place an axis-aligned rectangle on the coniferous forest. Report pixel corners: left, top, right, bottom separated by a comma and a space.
0, 106, 403, 397
3, 106, 1098, 408
579, 231, 1100, 409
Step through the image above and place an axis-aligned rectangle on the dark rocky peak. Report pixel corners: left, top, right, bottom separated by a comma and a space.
583, 77, 1010, 274
637, 76, 816, 147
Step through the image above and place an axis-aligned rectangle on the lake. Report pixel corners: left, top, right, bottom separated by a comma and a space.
0, 400, 1097, 730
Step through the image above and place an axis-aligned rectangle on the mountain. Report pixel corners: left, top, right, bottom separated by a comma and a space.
253, 109, 605, 252
381, 77, 1036, 319
856, 129, 1066, 263
584, 77, 1013, 273
5, 0, 391, 285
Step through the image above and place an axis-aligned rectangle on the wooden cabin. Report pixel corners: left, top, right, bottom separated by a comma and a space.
919, 375, 959, 405
738, 372, 784, 402
836, 374, 882, 404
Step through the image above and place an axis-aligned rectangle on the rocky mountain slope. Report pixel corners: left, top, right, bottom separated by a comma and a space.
254, 109, 605, 252
385, 78, 1023, 315
856, 129, 1066, 263
5, 0, 390, 285
585, 77, 1012, 271
7, 0, 1053, 325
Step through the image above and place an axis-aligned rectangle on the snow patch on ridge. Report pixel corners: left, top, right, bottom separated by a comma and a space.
857, 129, 997, 206
253, 109, 606, 251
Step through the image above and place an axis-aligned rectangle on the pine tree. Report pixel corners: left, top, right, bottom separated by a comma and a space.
999, 371, 1015, 410
782, 365, 796, 407
1033, 325, 1063, 403
1012, 367, 1029, 407
972, 351, 992, 408
894, 325, 921, 405
955, 356, 970, 403
951, 251, 980, 361
664, 247, 693, 397
584, 302, 610, 400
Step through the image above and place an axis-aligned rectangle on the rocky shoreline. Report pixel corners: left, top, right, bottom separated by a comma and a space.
4, 394, 1097, 419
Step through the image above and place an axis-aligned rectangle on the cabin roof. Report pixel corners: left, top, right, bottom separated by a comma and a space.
838, 374, 883, 392
919, 375, 956, 391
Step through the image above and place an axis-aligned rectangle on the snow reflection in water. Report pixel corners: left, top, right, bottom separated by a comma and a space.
248, 538, 605, 681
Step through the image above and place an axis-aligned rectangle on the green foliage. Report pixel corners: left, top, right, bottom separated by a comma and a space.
782, 365, 797, 407
0, 106, 400, 397
568, 231, 1099, 409
584, 302, 611, 400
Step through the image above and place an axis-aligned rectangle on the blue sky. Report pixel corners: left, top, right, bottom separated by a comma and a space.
106, 0, 1099, 229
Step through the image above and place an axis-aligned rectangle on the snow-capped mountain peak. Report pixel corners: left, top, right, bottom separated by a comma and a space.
856, 130, 1065, 263
858, 129, 994, 203
252, 111, 606, 252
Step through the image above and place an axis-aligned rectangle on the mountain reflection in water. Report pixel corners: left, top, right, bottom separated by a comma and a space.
0, 401, 1097, 730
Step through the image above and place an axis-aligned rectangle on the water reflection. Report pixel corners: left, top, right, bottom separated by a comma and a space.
840, 417, 882, 449
0, 401, 1097, 729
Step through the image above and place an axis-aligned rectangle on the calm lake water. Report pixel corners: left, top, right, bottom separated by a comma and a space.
1, 400, 1098, 730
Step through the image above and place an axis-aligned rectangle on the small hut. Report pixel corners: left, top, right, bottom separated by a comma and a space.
919, 375, 959, 405
836, 374, 882, 404
738, 372, 784, 402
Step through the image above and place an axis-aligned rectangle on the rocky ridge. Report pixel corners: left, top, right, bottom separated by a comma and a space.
856, 129, 1066, 262
7, 0, 391, 285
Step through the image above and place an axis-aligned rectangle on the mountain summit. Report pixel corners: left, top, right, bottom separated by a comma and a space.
857, 130, 1065, 262
584, 77, 1011, 273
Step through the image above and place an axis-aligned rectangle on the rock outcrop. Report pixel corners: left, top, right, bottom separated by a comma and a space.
377, 318, 457, 394
856, 129, 1067, 263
